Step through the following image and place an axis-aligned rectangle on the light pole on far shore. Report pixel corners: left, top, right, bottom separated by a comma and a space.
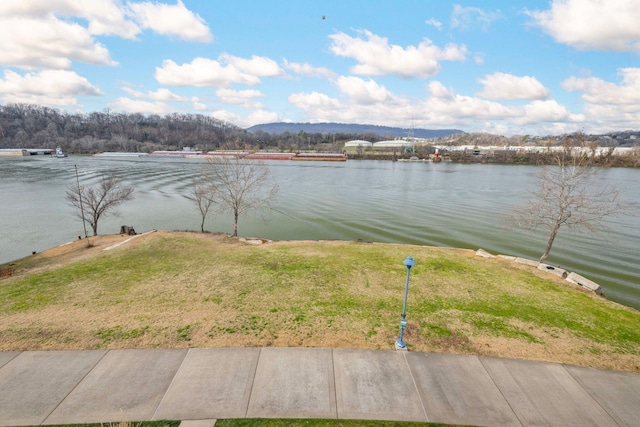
395, 255, 416, 350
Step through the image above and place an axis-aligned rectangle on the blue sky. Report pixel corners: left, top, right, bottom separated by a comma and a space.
1, 0, 639, 136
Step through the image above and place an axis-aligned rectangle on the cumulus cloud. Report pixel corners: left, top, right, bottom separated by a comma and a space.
451, 5, 504, 31
0, 15, 117, 69
216, 88, 265, 109
477, 72, 550, 100
155, 55, 284, 87
109, 97, 173, 114
0, 69, 101, 96
221, 54, 284, 78
517, 99, 584, 124
425, 18, 443, 30
288, 92, 343, 111
0, 69, 102, 106
581, 103, 640, 131
156, 58, 258, 86
211, 109, 279, 128
0, 0, 140, 39
191, 97, 208, 111
245, 110, 280, 126
0, 0, 213, 70
527, 0, 640, 53
424, 81, 516, 119
122, 86, 188, 101
336, 76, 394, 105
128, 0, 213, 42
329, 30, 467, 78
562, 68, 640, 104
283, 59, 337, 78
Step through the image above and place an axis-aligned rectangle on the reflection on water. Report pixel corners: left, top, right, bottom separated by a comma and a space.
1, 156, 639, 310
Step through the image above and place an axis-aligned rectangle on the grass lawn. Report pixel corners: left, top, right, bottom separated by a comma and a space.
1, 231, 639, 372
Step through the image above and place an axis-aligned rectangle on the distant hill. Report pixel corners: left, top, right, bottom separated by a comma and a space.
247, 122, 464, 139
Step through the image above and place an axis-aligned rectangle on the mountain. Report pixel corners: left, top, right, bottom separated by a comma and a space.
246, 122, 464, 139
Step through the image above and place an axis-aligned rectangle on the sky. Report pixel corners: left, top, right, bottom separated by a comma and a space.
1, 0, 639, 136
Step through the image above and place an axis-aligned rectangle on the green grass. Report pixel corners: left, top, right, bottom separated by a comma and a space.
1, 232, 638, 372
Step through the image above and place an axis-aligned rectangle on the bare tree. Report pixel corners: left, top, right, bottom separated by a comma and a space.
190, 179, 216, 233
509, 135, 623, 262
203, 156, 278, 237
66, 174, 134, 236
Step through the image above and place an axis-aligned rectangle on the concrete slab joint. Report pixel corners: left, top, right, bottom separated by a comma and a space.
1, 348, 639, 427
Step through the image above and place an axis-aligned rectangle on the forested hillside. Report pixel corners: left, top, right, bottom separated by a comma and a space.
0, 104, 245, 154
0, 104, 381, 154
247, 122, 464, 138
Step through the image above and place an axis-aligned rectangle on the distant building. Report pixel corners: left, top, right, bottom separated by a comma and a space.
372, 140, 413, 149
344, 140, 372, 148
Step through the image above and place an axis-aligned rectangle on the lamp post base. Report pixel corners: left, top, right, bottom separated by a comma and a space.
395, 341, 408, 351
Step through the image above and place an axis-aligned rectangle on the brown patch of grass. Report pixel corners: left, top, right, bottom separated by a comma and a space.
1, 232, 639, 373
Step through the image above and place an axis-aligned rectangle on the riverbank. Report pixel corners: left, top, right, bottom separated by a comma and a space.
2, 158, 639, 310
1, 231, 638, 372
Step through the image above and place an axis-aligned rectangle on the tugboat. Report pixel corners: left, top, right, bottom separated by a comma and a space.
432, 148, 442, 163
54, 147, 67, 158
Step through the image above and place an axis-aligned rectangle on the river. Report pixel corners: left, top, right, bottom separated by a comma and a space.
1, 156, 638, 310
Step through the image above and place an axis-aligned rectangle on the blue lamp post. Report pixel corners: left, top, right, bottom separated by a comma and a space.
395, 255, 416, 350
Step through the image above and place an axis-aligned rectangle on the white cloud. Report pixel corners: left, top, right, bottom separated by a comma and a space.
477, 72, 550, 100
0, 0, 213, 70
122, 86, 188, 101
155, 55, 283, 87
128, 0, 213, 42
289, 92, 342, 111
517, 100, 584, 124
329, 30, 467, 78
559, 68, 640, 131
423, 81, 516, 120
211, 109, 279, 128
562, 68, 640, 104
88, 2, 140, 38
0, 15, 117, 69
109, 97, 173, 114
581, 103, 640, 130
221, 54, 284, 78
0, 69, 102, 106
0, 93, 82, 108
155, 58, 258, 86
425, 19, 443, 30
210, 110, 240, 125
0, 0, 140, 39
336, 76, 394, 105
216, 88, 265, 109
283, 59, 337, 78
245, 110, 280, 127
450, 5, 503, 31
527, 0, 640, 53
191, 97, 208, 111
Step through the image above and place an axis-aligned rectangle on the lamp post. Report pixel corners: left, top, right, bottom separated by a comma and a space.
395, 255, 416, 350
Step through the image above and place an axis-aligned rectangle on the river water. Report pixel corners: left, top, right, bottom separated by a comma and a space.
1, 156, 639, 310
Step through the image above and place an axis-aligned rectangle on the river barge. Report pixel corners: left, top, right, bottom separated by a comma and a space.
0, 148, 55, 156
142, 150, 347, 161
291, 153, 347, 161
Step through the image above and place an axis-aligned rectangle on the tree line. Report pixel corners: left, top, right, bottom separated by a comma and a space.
0, 103, 361, 154
0, 103, 244, 154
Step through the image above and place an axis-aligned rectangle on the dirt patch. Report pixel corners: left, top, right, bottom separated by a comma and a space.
5, 231, 162, 276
